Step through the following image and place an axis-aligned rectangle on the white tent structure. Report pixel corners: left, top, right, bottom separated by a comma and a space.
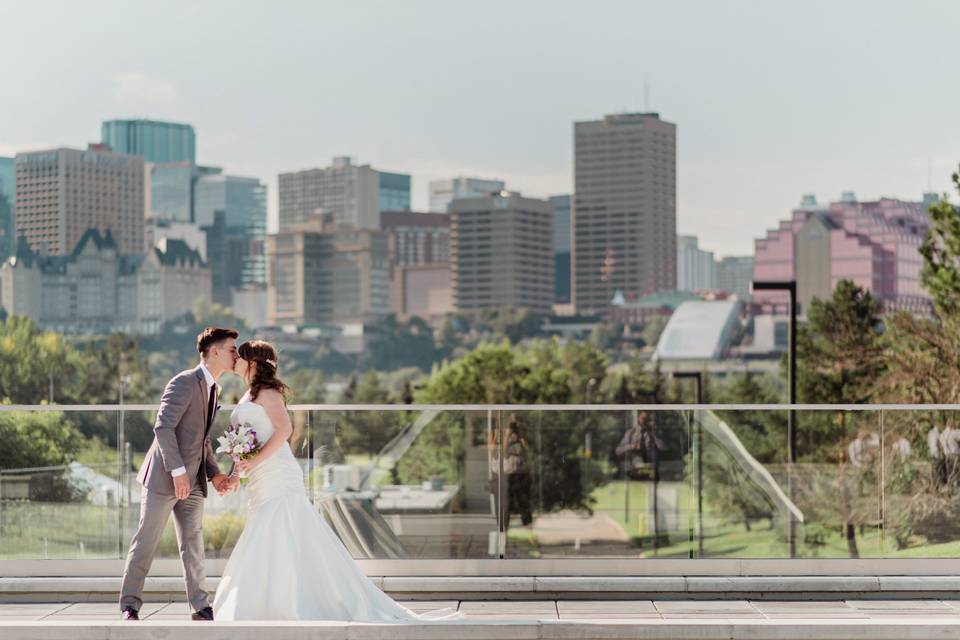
654, 299, 742, 361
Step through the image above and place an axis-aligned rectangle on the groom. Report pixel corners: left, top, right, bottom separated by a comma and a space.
119, 327, 239, 621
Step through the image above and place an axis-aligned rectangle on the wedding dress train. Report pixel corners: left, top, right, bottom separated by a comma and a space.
213, 399, 458, 621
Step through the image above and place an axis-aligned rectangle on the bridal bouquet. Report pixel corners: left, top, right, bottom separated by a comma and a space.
216, 421, 261, 483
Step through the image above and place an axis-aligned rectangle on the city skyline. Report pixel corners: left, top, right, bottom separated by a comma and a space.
1, 1, 957, 258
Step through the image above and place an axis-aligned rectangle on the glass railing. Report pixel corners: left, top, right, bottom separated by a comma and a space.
2, 404, 959, 561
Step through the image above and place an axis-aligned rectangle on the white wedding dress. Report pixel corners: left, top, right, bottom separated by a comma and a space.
213, 398, 458, 621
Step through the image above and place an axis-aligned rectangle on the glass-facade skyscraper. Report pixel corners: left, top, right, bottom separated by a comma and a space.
379, 171, 411, 212
0, 157, 15, 261
195, 174, 268, 289
549, 194, 571, 304
102, 119, 196, 164
150, 162, 194, 223
149, 162, 222, 223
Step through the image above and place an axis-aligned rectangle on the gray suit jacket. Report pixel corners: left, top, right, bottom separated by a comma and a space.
136, 366, 222, 497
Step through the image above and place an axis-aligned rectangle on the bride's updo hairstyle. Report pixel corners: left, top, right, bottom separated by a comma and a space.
238, 339, 289, 402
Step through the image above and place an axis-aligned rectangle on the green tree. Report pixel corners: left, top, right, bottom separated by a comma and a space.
338, 372, 404, 459
880, 171, 960, 403
872, 169, 960, 550
0, 409, 85, 470
919, 174, 960, 315
74, 333, 154, 449
640, 315, 668, 349
405, 339, 623, 515
365, 314, 440, 372
192, 300, 250, 335
717, 372, 787, 464
696, 373, 788, 534
434, 316, 462, 359
589, 322, 622, 353
791, 280, 885, 557
0, 409, 87, 501
0, 316, 85, 404
797, 279, 884, 407
285, 368, 326, 403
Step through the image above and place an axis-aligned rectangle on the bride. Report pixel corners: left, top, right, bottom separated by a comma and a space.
213, 340, 458, 622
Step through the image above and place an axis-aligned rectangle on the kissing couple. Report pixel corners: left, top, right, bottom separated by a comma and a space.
119, 327, 458, 622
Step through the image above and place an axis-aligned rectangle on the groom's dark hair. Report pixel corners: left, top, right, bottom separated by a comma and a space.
197, 326, 239, 356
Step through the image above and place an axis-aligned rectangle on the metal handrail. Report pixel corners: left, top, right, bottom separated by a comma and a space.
0, 403, 959, 411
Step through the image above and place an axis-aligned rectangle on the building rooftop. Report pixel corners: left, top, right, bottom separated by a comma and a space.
380, 211, 449, 228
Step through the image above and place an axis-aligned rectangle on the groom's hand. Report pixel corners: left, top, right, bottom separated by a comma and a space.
172, 474, 191, 500
211, 473, 232, 496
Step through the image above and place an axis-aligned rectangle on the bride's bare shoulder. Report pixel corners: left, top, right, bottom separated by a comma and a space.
257, 387, 286, 407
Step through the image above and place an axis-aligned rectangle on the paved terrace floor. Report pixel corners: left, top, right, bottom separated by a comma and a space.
4, 600, 960, 639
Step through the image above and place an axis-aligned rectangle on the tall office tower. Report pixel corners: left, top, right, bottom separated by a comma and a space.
716, 256, 754, 299
278, 156, 380, 231
429, 176, 505, 213
266, 223, 393, 326
573, 112, 676, 314
195, 174, 268, 295
148, 161, 222, 223
449, 192, 553, 314
677, 235, 717, 291
550, 194, 571, 304
15, 147, 145, 256
379, 210, 449, 265
379, 171, 411, 212
0, 157, 14, 261
101, 119, 196, 164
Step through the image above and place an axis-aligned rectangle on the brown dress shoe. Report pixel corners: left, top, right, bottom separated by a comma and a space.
191, 606, 214, 621
121, 607, 139, 621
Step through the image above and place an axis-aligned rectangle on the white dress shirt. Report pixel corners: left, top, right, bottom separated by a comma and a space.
170, 363, 216, 478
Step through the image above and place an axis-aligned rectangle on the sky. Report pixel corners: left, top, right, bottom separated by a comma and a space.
2, 0, 959, 257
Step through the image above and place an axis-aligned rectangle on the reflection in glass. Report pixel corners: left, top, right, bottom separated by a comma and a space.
8, 406, 960, 562
0, 410, 123, 559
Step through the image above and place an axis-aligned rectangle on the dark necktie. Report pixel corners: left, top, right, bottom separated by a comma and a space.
206, 383, 217, 429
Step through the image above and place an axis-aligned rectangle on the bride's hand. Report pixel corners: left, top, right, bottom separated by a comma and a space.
235, 457, 257, 475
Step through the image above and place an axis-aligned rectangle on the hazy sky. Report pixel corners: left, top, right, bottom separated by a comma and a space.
2, 0, 958, 256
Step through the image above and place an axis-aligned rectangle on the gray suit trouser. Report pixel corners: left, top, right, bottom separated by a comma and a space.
119, 484, 209, 612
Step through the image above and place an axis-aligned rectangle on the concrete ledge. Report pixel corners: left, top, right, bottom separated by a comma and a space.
534, 577, 687, 593
4, 619, 960, 640
683, 576, 883, 593
10, 558, 960, 578
383, 577, 536, 593
3, 576, 960, 602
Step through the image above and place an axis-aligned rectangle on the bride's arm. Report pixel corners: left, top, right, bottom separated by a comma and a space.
236, 389, 293, 472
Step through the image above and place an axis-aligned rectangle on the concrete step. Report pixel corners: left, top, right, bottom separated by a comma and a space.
4, 617, 960, 640
3, 576, 960, 602
6, 600, 960, 639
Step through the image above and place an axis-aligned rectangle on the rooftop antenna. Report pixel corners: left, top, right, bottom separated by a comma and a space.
927, 154, 932, 193
644, 82, 650, 112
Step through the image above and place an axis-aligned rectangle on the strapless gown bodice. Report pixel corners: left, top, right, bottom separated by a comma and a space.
227, 401, 301, 509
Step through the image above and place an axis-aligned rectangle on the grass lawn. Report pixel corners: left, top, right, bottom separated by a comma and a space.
7, 479, 960, 560
506, 480, 951, 559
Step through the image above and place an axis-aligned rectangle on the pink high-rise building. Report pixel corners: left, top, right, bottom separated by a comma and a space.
753, 194, 934, 316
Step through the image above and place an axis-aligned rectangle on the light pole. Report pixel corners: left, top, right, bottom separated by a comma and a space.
673, 371, 703, 557
751, 279, 797, 557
